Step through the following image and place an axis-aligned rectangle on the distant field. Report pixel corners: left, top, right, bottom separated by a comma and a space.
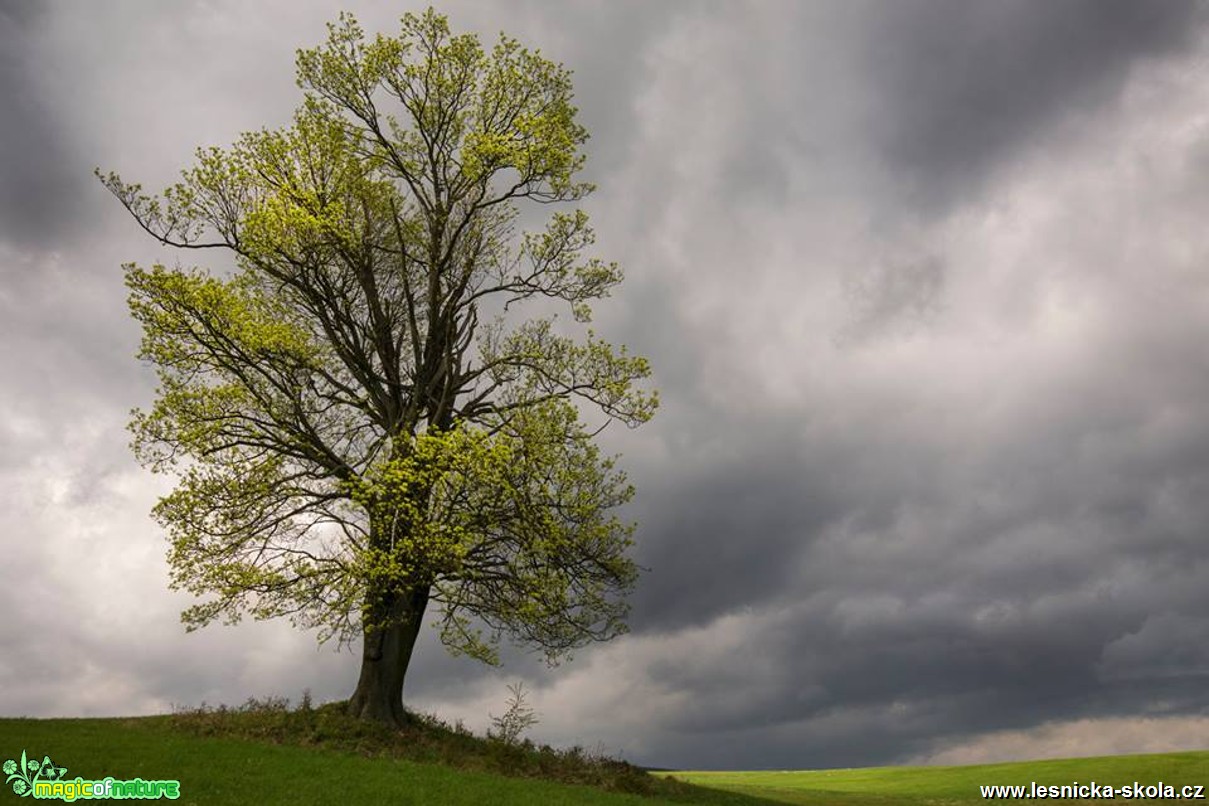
662, 750, 1209, 804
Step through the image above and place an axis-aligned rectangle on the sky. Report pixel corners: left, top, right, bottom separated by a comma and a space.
4, 0, 1209, 772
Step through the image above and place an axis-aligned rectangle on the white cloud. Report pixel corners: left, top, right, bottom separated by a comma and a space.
913, 716, 1209, 766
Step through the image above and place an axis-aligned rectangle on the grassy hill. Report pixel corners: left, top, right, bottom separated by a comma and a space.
0, 699, 759, 805
1, 698, 1205, 804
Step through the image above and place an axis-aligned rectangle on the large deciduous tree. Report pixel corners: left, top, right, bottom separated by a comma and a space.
99, 9, 657, 728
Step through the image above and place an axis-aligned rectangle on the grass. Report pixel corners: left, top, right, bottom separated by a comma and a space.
2, 696, 1205, 804
661, 750, 1209, 804
0, 697, 766, 805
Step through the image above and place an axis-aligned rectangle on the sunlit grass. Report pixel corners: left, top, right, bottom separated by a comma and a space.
662, 750, 1209, 804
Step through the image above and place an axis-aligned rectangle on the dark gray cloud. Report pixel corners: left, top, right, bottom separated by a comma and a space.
0, 0, 38, 25
0, 1, 85, 248
4, 0, 1209, 774
626, 422, 847, 632
606, 384, 1209, 768
836, 251, 946, 344
860, 0, 1204, 214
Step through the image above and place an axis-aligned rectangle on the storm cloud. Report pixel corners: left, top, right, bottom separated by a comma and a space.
4, 0, 1209, 771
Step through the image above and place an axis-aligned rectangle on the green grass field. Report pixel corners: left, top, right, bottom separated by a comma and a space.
0, 701, 1205, 804
662, 750, 1209, 804
0, 702, 762, 805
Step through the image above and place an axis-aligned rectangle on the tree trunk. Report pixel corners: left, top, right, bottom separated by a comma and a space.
346, 584, 431, 728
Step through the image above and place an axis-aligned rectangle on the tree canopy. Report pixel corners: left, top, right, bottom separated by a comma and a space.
99, 8, 656, 724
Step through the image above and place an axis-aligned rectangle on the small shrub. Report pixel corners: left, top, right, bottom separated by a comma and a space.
488, 682, 539, 745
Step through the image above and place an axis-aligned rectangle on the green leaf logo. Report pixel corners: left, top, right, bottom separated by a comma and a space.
4, 750, 64, 798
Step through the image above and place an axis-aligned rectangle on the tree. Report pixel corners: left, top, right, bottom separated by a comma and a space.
489, 681, 540, 745
98, 8, 657, 728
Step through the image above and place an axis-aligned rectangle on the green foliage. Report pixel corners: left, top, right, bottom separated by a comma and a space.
99, 7, 656, 668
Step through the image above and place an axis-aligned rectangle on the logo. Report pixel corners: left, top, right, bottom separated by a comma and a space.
3, 750, 179, 801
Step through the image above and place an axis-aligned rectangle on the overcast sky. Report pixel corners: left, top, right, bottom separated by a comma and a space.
5, 0, 1209, 772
